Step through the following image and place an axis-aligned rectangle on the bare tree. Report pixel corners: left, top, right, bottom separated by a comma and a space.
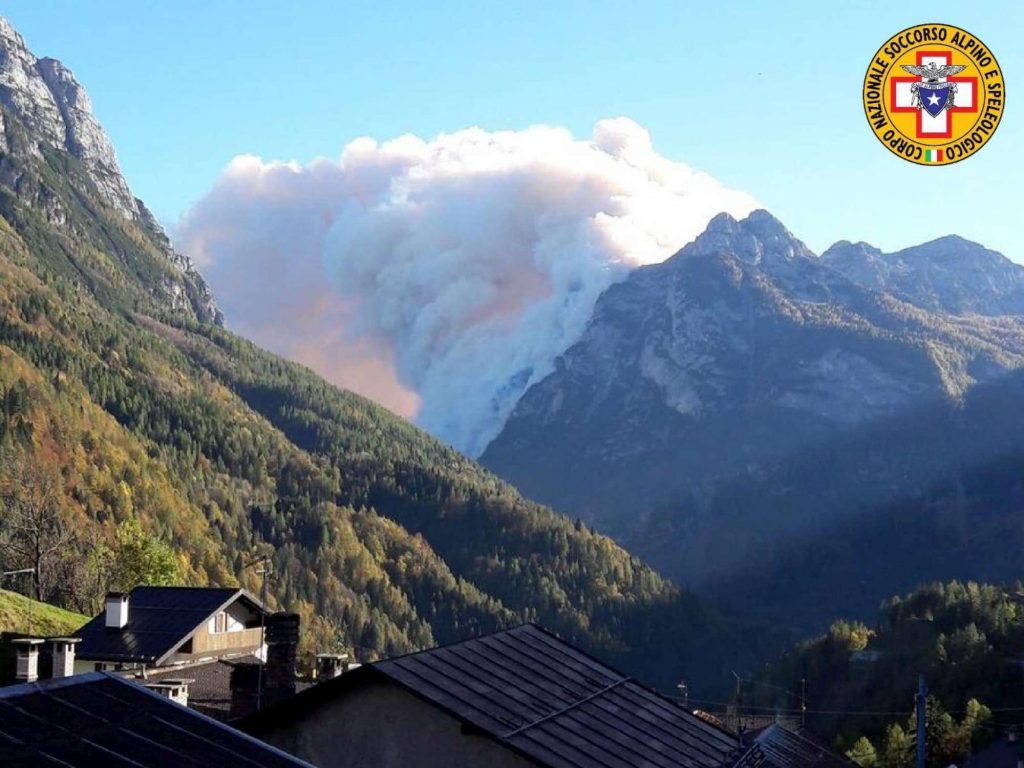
0, 455, 72, 601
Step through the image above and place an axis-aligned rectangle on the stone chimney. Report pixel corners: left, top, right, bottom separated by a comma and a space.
315, 652, 350, 680
229, 613, 300, 717
49, 637, 81, 679
263, 612, 299, 706
12, 638, 44, 683
105, 592, 128, 629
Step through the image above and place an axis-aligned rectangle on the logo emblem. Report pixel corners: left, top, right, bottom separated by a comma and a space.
863, 24, 1005, 165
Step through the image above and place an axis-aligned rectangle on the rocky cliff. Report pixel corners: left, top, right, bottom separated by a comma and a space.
0, 17, 219, 323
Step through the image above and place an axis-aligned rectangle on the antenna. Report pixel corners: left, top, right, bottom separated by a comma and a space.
244, 555, 273, 712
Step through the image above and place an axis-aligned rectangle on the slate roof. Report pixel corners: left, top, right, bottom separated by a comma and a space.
735, 725, 856, 768
142, 654, 261, 719
141, 654, 314, 721
0, 671, 313, 767
76, 586, 261, 664
244, 623, 741, 768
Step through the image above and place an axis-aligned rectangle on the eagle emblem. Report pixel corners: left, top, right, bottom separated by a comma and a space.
900, 62, 969, 117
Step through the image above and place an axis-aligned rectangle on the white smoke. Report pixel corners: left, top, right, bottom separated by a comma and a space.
177, 118, 757, 456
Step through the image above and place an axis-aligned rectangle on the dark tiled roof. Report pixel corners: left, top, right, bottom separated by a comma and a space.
735, 724, 856, 768
143, 654, 261, 719
963, 738, 1024, 768
0, 671, 312, 767
142, 655, 313, 720
246, 623, 740, 768
76, 586, 257, 664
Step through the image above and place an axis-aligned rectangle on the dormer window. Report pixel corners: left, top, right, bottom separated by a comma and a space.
214, 611, 227, 633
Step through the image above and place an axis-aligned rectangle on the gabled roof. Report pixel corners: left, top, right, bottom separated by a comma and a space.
735, 724, 856, 768
244, 623, 741, 768
76, 586, 263, 664
0, 671, 313, 767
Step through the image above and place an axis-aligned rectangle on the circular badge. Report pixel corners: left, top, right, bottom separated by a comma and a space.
863, 24, 1004, 165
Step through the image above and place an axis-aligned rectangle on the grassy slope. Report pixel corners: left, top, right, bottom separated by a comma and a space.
0, 588, 87, 636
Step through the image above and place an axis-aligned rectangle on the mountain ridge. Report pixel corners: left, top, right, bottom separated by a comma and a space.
482, 209, 1024, 634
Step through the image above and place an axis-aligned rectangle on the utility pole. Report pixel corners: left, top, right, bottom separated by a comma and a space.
2, 569, 36, 635
677, 680, 688, 710
801, 678, 807, 728
732, 671, 743, 736
916, 674, 928, 768
243, 555, 273, 712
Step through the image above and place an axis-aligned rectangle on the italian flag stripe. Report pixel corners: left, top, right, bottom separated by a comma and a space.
924, 149, 944, 163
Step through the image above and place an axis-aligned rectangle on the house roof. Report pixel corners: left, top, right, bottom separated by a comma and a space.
961, 738, 1024, 768
76, 586, 263, 664
140, 654, 314, 721
142, 654, 261, 719
735, 724, 856, 768
244, 623, 741, 768
0, 671, 313, 767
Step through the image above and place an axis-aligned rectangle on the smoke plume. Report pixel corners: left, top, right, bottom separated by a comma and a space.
177, 118, 757, 455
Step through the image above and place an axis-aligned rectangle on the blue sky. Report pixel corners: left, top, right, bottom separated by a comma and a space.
6, 0, 1022, 258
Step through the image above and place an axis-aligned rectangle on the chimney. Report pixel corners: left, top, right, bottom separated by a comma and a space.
229, 662, 262, 720
105, 592, 129, 629
315, 652, 349, 680
12, 638, 45, 683
263, 612, 299, 706
49, 637, 81, 679
229, 613, 300, 717
145, 679, 191, 707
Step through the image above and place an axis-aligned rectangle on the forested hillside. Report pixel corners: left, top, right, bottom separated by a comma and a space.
757, 581, 1024, 757
0, 19, 723, 689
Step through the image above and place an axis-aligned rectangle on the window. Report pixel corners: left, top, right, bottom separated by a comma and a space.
214, 611, 227, 633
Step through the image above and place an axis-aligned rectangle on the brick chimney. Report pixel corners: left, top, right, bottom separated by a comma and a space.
105, 592, 129, 629
229, 613, 299, 716
49, 637, 81, 679
12, 638, 44, 683
263, 612, 299, 706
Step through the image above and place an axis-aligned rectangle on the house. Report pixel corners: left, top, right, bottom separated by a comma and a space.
4, 602, 309, 722
0, 671, 314, 767
241, 623, 743, 768
74, 586, 267, 674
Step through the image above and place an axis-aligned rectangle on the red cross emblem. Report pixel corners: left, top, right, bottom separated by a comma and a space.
890, 51, 978, 139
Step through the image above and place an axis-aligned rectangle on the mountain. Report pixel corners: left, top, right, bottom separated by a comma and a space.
0, 17, 725, 690
0, 18, 218, 324
482, 210, 1024, 632
822, 236, 1024, 316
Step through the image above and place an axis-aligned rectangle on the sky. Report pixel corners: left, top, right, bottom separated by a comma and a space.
6, 0, 1022, 259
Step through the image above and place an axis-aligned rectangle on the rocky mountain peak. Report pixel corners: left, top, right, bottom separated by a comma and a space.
0, 16, 220, 324
0, 18, 138, 217
683, 209, 815, 269
823, 234, 1024, 315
